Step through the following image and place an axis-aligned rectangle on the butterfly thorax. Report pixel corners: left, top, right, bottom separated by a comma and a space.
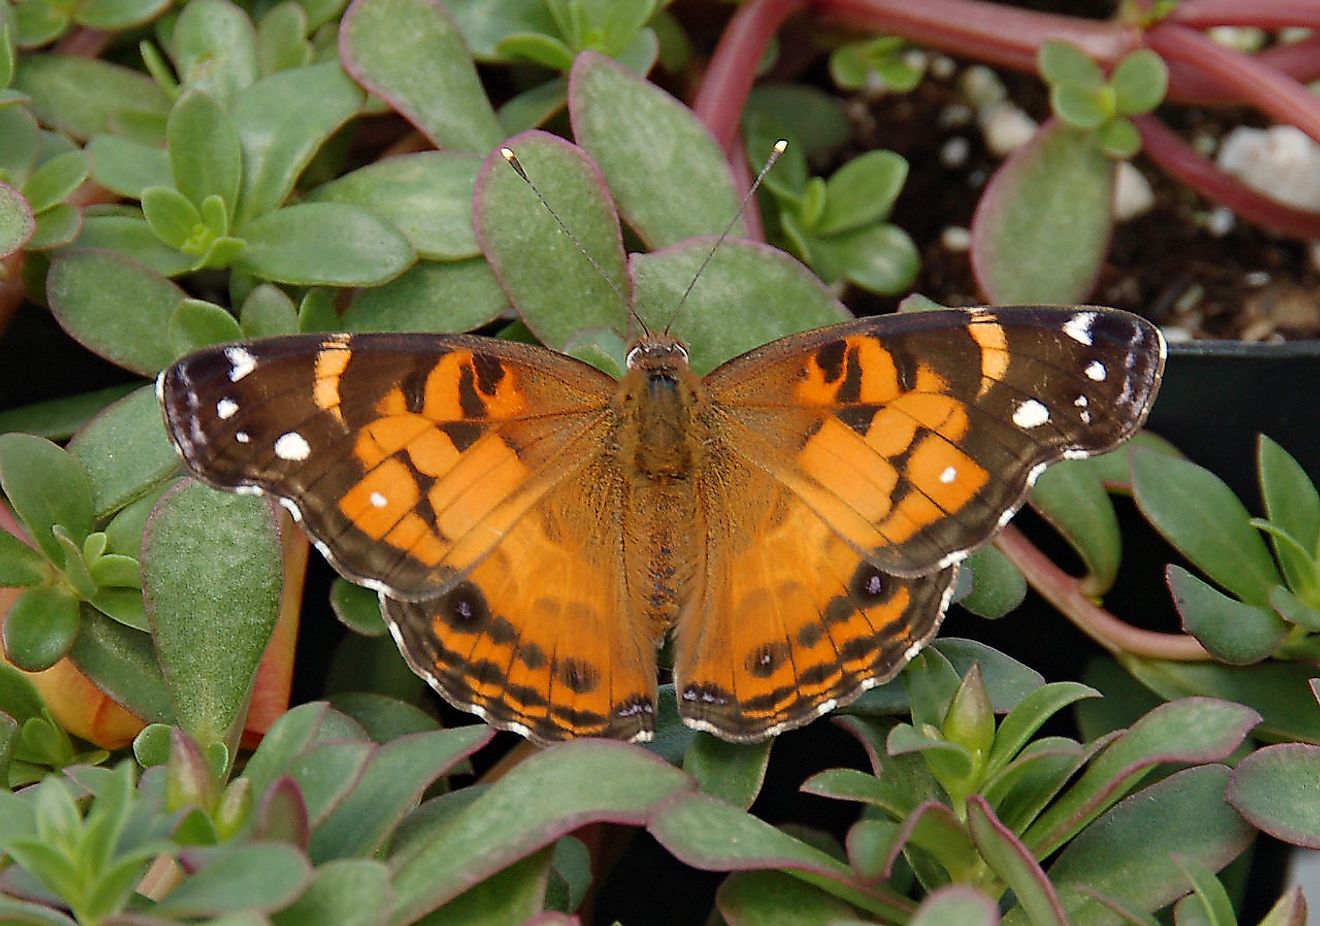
620, 333, 706, 480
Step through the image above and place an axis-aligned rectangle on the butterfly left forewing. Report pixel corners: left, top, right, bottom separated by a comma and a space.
705, 306, 1165, 575
159, 333, 615, 599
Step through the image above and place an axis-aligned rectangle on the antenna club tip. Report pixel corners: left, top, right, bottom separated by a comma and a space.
773, 139, 788, 152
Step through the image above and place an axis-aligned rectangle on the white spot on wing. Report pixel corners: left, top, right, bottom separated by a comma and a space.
1012, 398, 1050, 429
225, 347, 256, 382
370, 491, 388, 508
1085, 360, 1107, 382
940, 466, 957, 484
216, 398, 238, 419
274, 431, 311, 461
1064, 312, 1096, 346
235, 431, 251, 444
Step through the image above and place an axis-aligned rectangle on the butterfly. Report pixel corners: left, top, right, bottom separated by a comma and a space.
158, 305, 1164, 744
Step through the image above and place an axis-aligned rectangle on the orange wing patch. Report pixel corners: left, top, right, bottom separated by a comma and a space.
676, 453, 954, 740
385, 465, 658, 743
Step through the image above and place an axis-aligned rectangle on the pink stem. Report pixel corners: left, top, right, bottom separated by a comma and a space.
1135, 116, 1320, 239
1147, 22, 1320, 146
1168, 0, 1320, 30
816, 0, 1135, 73
995, 526, 1210, 661
1167, 37, 1320, 105
694, 0, 808, 153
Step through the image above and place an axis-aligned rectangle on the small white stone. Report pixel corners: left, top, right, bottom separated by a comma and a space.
1205, 206, 1236, 237
216, 398, 239, 420
937, 103, 973, 129
960, 65, 1006, 107
980, 102, 1038, 157
941, 226, 971, 252
1085, 360, 1107, 382
370, 491, 388, 508
940, 136, 970, 168
1112, 161, 1155, 221
930, 55, 956, 80
274, 432, 311, 461
225, 347, 256, 383
1012, 399, 1050, 429
939, 466, 957, 484
1217, 125, 1320, 210
1207, 26, 1267, 52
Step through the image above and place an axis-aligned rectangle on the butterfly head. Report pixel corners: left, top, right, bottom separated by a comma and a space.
625, 332, 691, 378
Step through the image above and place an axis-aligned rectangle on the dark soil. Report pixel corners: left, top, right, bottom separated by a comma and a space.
846, 59, 1320, 340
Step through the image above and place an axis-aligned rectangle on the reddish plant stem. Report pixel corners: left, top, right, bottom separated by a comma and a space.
1168, 0, 1320, 30
1146, 22, 1320, 146
817, 0, 1135, 74
693, 0, 808, 153
54, 26, 111, 57
1135, 115, 1320, 239
995, 526, 1210, 661
1168, 37, 1320, 105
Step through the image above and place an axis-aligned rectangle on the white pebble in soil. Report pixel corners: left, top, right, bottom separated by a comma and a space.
979, 102, 1038, 157
1217, 125, 1320, 211
941, 227, 971, 252
940, 136, 970, 169
1112, 162, 1154, 222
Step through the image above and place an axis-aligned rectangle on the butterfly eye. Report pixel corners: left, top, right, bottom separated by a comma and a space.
625, 345, 644, 368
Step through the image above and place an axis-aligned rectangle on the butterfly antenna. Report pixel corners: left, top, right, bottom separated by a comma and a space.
664, 138, 788, 334
499, 147, 637, 330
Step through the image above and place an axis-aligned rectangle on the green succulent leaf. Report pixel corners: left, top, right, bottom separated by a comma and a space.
66, 384, 179, 518
1097, 117, 1141, 159
1042, 766, 1253, 925
570, 50, 741, 248
683, 734, 771, 810
816, 149, 908, 236
972, 119, 1113, 304
152, 843, 313, 916
235, 202, 413, 286
15, 55, 170, 141
343, 259, 506, 334
0, 529, 48, 587
22, 149, 88, 214
967, 796, 1068, 926
1038, 40, 1105, 90
168, 90, 242, 219
3, 587, 79, 671
391, 741, 690, 923
0, 433, 94, 565
718, 869, 860, 924
86, 135, 172, 199
239, 283, 299, 338
1031, 456, 1124, 592
170, 0, 259, 103
959, 544, 1027, 619
231, 61, 365, 224
1111, 49, 1167, 115
1169, 565, 1287, 665
69, 607, 173, 724
309, 151, 482, 260
27, 201, 80, 249
78, 0, 171, 30
0, 180, 33, 258
257, 3, 313, 76
474, 131, 628, 349
1132, 448, 1282, 606
1226, 743, 1320, 848
909, 887, 999, 926
339, 0, 502, 153
141, 480, 283, 748
170, 299, 244, 355
269, 859, 391, 926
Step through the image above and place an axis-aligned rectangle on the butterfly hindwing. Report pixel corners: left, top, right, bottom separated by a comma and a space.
676, 447, 956, 740
705, 306, 1165, 575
